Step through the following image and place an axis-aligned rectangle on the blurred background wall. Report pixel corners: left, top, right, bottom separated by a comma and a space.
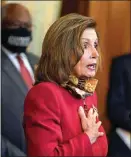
2, 0, 130, 134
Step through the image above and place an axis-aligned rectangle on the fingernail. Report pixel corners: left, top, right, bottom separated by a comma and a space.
79, 106, 84, 113
79, 106, 83, 111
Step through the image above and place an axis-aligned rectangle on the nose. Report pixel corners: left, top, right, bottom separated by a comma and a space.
91, 47, 99, 59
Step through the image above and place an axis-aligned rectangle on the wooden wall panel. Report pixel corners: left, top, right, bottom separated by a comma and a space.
61, 0, 79, 16
78, 0, 89, 15
88, 1, 130, 133
106, 1, 130, 59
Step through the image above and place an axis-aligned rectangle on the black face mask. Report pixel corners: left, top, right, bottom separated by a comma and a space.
2, 27, 32, 53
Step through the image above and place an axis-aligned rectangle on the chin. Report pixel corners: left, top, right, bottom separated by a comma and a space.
78, 71, 96, 79
85, 72, 96, 78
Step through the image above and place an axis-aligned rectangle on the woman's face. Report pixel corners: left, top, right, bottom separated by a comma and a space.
73, 28, 99, 78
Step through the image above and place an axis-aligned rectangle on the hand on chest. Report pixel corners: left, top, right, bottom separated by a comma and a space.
59, 96, 98, 140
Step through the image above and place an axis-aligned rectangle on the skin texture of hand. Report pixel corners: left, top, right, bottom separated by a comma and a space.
78, 106, 104, 144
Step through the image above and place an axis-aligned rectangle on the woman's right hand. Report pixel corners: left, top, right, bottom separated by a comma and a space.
78, 106, 104, 144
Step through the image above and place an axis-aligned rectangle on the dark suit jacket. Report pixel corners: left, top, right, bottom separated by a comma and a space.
107, 53, 131, 155
1, 50, 39, 156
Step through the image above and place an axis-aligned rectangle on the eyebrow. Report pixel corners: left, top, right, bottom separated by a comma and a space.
82, 38, 98, 42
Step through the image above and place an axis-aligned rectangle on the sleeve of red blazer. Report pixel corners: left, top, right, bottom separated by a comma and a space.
23, 83, 93, 156
91, 92, 108, 156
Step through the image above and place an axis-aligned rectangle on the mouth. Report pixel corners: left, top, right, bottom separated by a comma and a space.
87, 63, 96, 71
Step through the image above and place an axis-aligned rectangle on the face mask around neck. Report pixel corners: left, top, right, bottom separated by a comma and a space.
2, 27, 32, 53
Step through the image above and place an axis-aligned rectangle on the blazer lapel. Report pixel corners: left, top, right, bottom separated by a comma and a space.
2, 52, 28, 95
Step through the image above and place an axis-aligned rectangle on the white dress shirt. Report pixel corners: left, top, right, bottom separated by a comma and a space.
116, 128, 131, 150
2, 46, 34, 82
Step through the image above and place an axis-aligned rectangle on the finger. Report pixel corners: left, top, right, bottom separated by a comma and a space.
78, 106, 87, 120
92, 104, 97, 113
96, 121, 102, 129
87, 108, 93, 118
93, 110, 98, 118
98, 132, 104, 137
91, 112, 97, 123
93, 107, 98, 116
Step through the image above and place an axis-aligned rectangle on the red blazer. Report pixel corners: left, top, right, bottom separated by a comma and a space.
23, 82, 108, 156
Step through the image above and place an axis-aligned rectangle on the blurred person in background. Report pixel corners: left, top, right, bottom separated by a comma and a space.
23, 13, 108, 156
1, 3, 39, 157
107, 53, 131, 157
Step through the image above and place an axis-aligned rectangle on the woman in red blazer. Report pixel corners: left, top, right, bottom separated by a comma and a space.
23, 13, 108, 156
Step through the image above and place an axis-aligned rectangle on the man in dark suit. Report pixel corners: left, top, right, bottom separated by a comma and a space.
107, 53, 131, 157
1, 3, 39, 156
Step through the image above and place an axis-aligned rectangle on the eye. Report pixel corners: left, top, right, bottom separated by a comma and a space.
94, 42, 98, 49
83, 44, 87, 49
83, 42, 89, 49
